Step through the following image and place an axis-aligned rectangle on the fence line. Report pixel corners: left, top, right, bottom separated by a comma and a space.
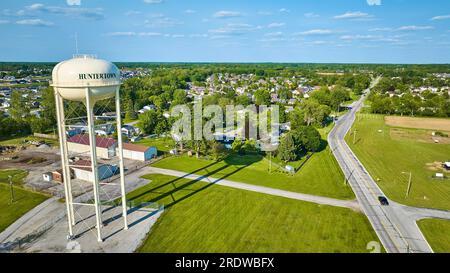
33, 133, 58, 140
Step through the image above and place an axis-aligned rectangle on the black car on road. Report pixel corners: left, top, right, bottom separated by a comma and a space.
378, 196, 389, 206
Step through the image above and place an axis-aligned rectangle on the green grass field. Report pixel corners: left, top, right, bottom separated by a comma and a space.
0, 169, 48, 232
0, 135, 59, 146
152, 148, 354, 200
346, 114, 450, 210
135, 137, 176, 154
132, 174, 380, 253
417, 219, 450, 253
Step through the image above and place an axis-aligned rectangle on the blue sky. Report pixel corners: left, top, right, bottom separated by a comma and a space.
0, 0, 449, 63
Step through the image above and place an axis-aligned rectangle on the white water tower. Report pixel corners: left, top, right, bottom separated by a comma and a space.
51, 55, 128, 242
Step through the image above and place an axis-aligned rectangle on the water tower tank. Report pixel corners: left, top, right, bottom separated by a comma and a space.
51, 55, 121, 103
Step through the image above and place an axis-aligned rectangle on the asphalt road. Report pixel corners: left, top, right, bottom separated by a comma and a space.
328, 77, 450, 253
146, 167, 361, 211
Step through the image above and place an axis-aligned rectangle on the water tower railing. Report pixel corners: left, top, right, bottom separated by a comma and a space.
73, 54, 97, 59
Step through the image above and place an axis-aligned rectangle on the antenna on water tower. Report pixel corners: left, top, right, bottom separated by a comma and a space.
75, 33, 79, 55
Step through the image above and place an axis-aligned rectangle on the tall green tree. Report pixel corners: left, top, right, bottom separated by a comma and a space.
277, 133, 297, 163
254, 89, 271, 105
9, 91, 30, 120
137, 110, 159, 134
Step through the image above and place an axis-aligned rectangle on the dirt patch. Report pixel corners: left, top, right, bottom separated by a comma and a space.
385, 116, 450, 131
425, 162, 450, 173
17, 157, 47, 164
390, 128, 450, 144
0, 147, 59, 169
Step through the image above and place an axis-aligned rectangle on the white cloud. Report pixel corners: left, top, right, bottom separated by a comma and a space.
106, 32, 137, 37
368, 26, 434, 33
24, 3, 104, 20
340, 34, 381, 40
213, 11, 242, 18
259, 37, 287, 43
339, 34, 406, 44
397, 25, 434, 31
16, 18, 53, 26
303, 40, 329, 46
367, 0, 381, 6
143, 0, 163, 4
0, 19, 9, 24
369, 27, 392, 32
144, 16, 183, 28
67, 0, 81, 6
106, 32, 162, 37
296, 29, 336, 35
189, 34, 208, 38
334, 11, 374, 20
431, 15, 450, 21
279, 8, 290, 13
27, 4, 45, 11
184, 9, 196, 14
257, 11, 272, 16
264, 32, 283, 37
304, 12, 319, 18
209, 23, 260, 36
139, 32, 163, 37
125, 10, 142, 16
267, 22, 285, 28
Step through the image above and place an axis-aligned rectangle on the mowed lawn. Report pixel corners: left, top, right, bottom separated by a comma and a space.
417, 219, 450, 253
151, 148, 354, 200
0, 169, 48, 232
0, 135, 59, 146
346, 114, 450, 210
135, 137, 175, 154
133, 174, 380, 253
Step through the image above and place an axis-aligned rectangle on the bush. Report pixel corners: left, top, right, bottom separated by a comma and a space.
434, 131, 448, 138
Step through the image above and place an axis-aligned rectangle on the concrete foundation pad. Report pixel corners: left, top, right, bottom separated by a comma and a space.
21, 205, 163, 253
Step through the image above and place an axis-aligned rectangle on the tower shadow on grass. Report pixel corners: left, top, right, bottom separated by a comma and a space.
129, 154, 261, 209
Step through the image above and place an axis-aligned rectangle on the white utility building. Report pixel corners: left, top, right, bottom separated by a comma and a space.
122, 143, 157, 162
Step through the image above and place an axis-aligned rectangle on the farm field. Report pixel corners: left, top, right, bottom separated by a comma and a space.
151, 147, 354, 200
346, 114, 450, 210
417, 219, 450, 253
0, 169, 48, 232
385, 116, 450, 131
133, 174, 381, 253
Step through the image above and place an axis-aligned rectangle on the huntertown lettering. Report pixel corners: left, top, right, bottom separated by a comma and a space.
78, 73, 117, 80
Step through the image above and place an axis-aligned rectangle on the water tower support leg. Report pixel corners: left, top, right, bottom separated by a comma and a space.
57, 95, 75, 226
85, 88, 103, 243
55, 93, 74, 238
115, 88, 129, 230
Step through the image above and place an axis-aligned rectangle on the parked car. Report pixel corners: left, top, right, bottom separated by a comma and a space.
378, 196, 389, 206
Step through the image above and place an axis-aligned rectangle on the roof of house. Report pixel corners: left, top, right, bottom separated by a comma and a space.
72, 159, 93, 171
52, 169, 63, 174
68, 134, 116, 148
72, 160, 111, 172
122, 143, 154, 153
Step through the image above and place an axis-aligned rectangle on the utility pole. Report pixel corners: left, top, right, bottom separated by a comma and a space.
402, 171, 412, 198
353, 130, 357, 145
8, 175, 15, 203
269, 151, 272, 173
